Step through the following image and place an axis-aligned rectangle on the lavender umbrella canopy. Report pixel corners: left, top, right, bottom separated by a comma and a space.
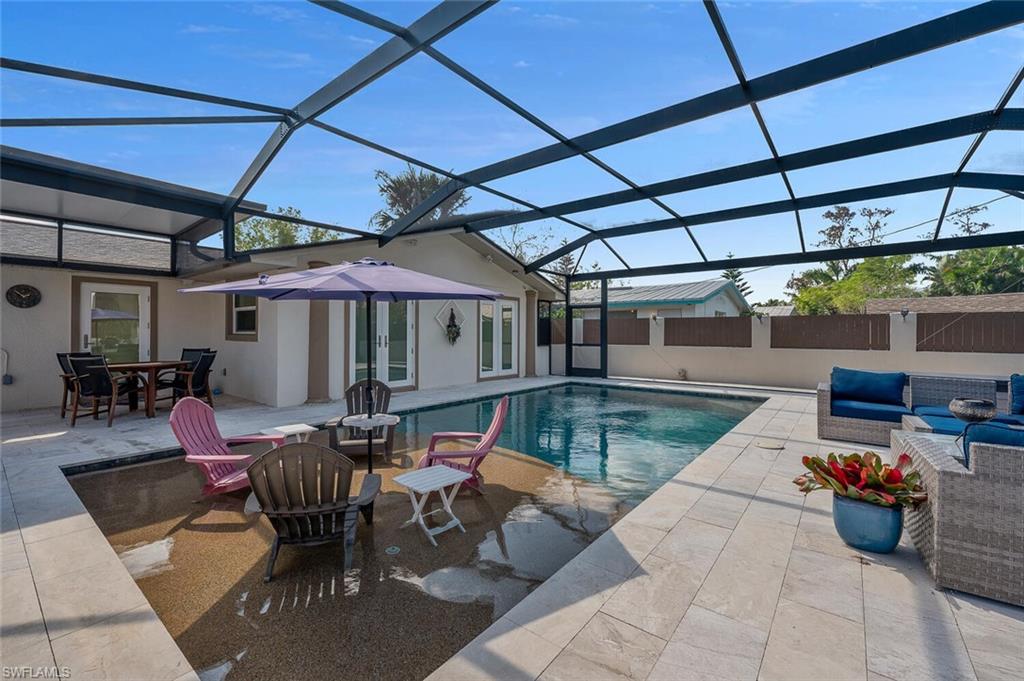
180, 258, 502, 478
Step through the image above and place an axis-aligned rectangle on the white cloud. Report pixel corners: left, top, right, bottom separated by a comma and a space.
347, 35, 379, 47
248, 3, 306, 22
181, 24, 241, 34
513, 60, 530, 68
532, 13, 579, 27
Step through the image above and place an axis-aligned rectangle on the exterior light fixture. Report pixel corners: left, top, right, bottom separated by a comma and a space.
900, 306, 910, 320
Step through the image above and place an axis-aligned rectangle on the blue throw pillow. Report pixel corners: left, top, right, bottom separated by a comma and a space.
1011, 374, 1024, 415
831, 367, 906, 406
962, 421, 1024, 467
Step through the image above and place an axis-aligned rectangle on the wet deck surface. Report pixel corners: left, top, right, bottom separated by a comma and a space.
68, 432, 628, 681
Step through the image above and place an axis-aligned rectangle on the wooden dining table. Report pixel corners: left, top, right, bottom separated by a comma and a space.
108, 360, 188, 418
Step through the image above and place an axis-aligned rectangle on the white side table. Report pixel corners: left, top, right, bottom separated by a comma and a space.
393, 465, 472, 546
260, 423, 317, 443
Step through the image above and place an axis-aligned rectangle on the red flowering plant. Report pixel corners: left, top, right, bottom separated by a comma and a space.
793, 451, 927, 508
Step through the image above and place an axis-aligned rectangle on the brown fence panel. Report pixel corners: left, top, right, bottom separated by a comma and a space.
771, 314, 890, 350
916, 312, 1024, 353
582, 319, 601, 345
608, 318, 650, 345
664, 317, 752, 348
551, 318, 566, 344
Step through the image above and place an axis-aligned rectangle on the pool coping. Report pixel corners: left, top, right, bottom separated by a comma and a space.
0, 376, 805, 680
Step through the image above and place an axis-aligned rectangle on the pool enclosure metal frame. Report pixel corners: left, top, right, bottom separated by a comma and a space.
1, 0, 1022, 378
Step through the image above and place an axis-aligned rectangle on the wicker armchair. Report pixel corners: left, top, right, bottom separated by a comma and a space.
893, 430, 1024, 606
817, 381, 910, 446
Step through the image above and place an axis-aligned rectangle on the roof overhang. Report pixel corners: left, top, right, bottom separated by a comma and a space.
0, 145, 263, 237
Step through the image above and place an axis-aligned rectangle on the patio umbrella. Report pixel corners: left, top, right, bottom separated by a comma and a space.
180, 257, 501, 474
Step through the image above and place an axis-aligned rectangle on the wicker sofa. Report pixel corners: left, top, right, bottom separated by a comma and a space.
819, 372, 1003, 446
893, 429, 1024, 606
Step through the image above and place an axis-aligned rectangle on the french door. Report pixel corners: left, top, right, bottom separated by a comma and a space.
79, 282, 151, 363
480, 299, 518, 378
349, 301, 415, 389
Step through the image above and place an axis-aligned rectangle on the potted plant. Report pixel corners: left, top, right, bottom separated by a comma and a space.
793, 451, 927, 553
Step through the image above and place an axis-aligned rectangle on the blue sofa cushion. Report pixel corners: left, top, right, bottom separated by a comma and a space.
920, 415, 966, 436
832, 399, 912, 423
963, 421, 1024, 467
1011, 374, 1024, 415
913, 405, 953, 419
992, 413, 1024, 427
831, 367, 906, 406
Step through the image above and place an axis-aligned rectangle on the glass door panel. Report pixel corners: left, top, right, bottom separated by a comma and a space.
386, 301, 410, 384
480, 300, 517, 377
352, 300, 377, 384
79, 283, 150, 362
501, 305, 514, 371
349, 301, 414, 388
480, 303, 494, 373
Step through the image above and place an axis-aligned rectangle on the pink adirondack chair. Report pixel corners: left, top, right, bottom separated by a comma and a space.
170, 397, 286, 496
417, 395, 509, 492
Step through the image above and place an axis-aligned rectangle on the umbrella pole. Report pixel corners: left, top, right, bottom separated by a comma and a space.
364, 294, 374, 476
364, 294, 374, 525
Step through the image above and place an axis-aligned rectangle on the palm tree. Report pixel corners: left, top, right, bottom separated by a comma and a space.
369, 164, 470, 232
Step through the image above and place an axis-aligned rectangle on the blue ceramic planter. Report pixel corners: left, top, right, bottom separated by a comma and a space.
832, 495, 903, 553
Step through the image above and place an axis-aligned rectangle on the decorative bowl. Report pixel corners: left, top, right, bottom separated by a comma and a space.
948, 398, 996, 423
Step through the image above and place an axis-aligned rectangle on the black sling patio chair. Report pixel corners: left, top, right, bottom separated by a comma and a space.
56, 352, 96, 418
156, 350, 217, 408
67, 355, 145, 427
246, 443, 381, 582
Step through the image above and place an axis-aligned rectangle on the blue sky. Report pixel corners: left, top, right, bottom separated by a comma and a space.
2, 1, 1021, 300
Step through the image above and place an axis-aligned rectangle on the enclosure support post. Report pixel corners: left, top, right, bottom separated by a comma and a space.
600, 278, 609, 379
564, 276, 573, 377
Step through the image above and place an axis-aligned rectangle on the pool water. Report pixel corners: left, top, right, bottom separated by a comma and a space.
396, 384, 761, 505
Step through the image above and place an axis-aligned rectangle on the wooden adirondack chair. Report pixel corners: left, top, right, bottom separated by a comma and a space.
246, 443, 381, 582
170, 397, 285, 496
417, 395, 509, 492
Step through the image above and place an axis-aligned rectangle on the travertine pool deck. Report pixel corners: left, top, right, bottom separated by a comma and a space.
429, 387, 1024, 681
2, 376, 1021, 680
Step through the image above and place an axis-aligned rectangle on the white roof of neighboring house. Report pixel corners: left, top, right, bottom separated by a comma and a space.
572, 279, 750, 311
752, 304, 796, 316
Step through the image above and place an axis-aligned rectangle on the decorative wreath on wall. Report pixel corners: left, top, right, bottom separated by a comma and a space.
435, 301, 466, 346
445, 308, 461, 345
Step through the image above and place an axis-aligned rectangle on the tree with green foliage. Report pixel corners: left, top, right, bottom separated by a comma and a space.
370, 163, 470, 232
923, 246, 1024, 296
721, 252, 752, 298
753, 298, 789, 308
791, 255, 920, 314
234, 206, 335, 251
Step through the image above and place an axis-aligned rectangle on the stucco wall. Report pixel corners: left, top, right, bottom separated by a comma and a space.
315, 236, 536, 393
2, 233, 552, 412
0, 264, 223, 411
609, 313, 1022, 389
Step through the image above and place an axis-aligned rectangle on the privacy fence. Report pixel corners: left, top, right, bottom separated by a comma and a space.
549, 312, 1021, 354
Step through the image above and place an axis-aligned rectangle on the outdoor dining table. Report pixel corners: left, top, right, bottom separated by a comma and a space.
108, 360, 188, 418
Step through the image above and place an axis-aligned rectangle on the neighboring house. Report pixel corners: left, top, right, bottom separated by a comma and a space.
752, 304, 796, 317
865, 293, 1024, 314
572, 279, 750, 319
0, 150, 561, 411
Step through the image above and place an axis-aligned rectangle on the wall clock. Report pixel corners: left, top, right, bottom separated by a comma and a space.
5, 284, 41, 309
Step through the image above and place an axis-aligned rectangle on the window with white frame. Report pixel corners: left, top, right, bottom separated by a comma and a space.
480, 299, 518, 377
229, 294, 258, 337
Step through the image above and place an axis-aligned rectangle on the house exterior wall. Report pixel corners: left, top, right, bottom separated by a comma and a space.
321, 236, 535, 394
1, 233, 550, 411
0, 264, 222, 411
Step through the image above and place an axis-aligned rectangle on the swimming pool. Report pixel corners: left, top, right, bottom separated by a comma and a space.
396, 384, 762, 505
